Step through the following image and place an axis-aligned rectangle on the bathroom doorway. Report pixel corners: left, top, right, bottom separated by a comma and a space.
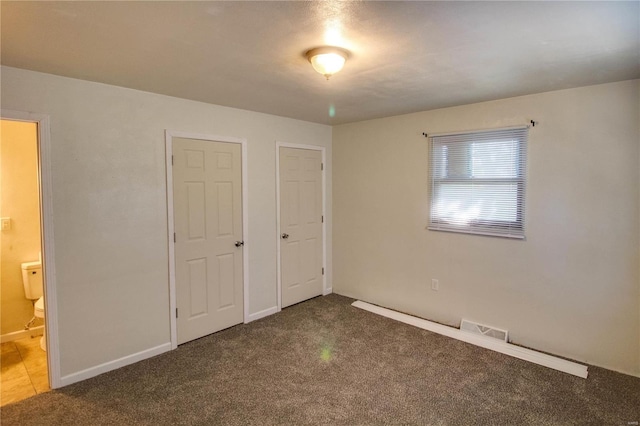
0, 116, 52, 405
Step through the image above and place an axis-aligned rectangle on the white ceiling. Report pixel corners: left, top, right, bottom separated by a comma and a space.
2, 1, 638, 125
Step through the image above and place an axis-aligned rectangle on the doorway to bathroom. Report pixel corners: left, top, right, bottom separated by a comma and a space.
0, 113, 56, 405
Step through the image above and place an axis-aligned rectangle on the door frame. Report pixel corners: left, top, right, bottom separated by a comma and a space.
275, 141, 328, 312
1, 109, 61, 388
165, 130, 249, 349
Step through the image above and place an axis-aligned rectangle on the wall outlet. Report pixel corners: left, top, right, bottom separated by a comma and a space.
431, 278, 439, 291
1, 217, 10, 231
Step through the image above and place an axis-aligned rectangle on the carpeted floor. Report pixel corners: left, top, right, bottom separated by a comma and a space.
1, 294, 639, 425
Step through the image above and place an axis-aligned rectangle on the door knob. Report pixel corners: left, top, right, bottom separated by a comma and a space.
235, 241, 244, 247
281, 233, 289, 239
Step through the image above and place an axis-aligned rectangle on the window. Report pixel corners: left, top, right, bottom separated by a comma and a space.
428, 126, 528, 239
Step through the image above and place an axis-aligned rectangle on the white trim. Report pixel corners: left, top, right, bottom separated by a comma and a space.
275, 141, 328, 312
1, 326, 44, 343
165, 130, 249, 349
275, 146, 282, 311
59, 342, 171, 387
352, 300, 588, 379
165, 132, 177, 349
240, 137, 249, 324
1, 109, 61, 388
427, 227, 526, 240
246, 306, 279, 323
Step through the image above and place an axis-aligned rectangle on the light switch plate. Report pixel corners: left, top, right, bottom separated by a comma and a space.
1, 217, 11, 231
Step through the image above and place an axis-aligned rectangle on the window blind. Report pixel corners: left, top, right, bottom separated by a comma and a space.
428, 126, 528, 239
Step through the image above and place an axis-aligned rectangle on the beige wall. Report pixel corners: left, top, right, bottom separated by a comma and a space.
333, 80, 640, 376
0, 120, 42, 335
0, 66, 332, 378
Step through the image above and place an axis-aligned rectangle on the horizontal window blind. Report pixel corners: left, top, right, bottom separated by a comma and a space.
429, 127, 528, 239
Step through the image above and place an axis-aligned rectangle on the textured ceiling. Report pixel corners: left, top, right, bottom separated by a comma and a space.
1, 1, 639, 125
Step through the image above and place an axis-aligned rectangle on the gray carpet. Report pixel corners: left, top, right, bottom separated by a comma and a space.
1, 294, 639, 425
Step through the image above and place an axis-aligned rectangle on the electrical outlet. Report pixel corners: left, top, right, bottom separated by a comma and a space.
431, 279, 439, 291
1, 217, 10, 231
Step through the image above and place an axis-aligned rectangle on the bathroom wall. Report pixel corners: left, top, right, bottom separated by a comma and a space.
0, 119, 42, 336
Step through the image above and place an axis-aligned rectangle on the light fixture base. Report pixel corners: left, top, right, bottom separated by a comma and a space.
305, 46, 350, 80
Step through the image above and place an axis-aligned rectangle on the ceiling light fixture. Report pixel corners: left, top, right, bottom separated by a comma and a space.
305, 46, 350, 80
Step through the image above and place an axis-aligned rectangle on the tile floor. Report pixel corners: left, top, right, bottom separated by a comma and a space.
0, 336, 49, 406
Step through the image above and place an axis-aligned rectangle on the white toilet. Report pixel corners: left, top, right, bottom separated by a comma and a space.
21, 260, 46, 351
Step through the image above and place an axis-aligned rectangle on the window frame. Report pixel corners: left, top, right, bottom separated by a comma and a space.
428, 126, 529, 239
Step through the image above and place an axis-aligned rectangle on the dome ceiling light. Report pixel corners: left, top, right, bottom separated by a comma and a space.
305, 46, 350, 80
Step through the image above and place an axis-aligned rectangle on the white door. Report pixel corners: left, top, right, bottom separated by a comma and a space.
173, 137, 243, 344
279, 147, 324, 308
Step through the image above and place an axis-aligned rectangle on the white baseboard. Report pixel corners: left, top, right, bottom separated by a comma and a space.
246, 306, 278, 323
352, 300, 588, 379
582, 361, 640, 378
1, 326, 44, 343
59, 342, 172, 387
323, 287, 333, 296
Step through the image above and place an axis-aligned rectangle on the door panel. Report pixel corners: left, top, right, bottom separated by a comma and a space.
187, 257, 207, 317
280, 147, 323, 308
173, 137, 243, 344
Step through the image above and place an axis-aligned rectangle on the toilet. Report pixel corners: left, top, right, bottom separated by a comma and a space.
21, 260, 46, 351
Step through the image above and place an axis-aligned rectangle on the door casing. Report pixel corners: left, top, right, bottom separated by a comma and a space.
166, 130, 249, 349
275, 141, 328, 311
1, 109, 60, 388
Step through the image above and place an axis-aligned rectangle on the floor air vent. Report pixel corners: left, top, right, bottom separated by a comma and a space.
460, 319, 508, 342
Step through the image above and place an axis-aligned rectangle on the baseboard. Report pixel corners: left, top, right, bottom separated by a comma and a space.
59, 342, 172, 387
1, 326, 44, 343
246, 306, 278, 323
582, 360, 640, 378
323, 287, 333, 296
352, 300, 588, 379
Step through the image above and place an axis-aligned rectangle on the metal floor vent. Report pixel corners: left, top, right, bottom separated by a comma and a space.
460, 319, 508, 342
